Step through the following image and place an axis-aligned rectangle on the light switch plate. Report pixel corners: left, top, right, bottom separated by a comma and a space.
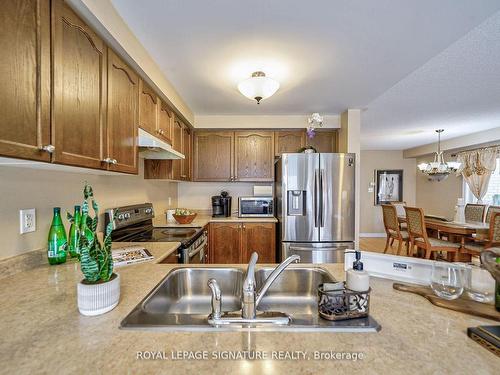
20, 208, 36, 234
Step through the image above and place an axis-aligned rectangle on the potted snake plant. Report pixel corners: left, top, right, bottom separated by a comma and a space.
73, 184, 120, 316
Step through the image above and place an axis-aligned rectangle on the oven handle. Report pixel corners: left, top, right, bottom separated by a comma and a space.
188, 238, 207, 258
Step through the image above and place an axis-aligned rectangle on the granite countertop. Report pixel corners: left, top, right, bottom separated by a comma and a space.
153, 215, 278, 228
0, 245, 498, 374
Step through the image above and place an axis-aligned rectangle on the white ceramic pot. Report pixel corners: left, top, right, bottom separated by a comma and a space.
77, 273, 120, 316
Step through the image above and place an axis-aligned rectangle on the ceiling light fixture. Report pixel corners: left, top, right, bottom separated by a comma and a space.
237, 71, 280, 104
417, 129, 461, 181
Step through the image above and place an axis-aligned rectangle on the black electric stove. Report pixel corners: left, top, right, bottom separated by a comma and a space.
105, 203, 207, 263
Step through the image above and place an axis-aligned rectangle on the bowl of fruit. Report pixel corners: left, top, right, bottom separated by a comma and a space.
172, 208, 197, 224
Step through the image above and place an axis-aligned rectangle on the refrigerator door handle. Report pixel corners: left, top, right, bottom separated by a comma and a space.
314, 169, 319, 227
320, 169, 325, 227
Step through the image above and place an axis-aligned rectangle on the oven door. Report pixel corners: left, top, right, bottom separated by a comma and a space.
186, 237, 207, 264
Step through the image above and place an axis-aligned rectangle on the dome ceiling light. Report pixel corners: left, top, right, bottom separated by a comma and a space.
237, 71, 280, 104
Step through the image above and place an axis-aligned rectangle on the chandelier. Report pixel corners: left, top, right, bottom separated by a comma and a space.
417, 129, 461, 181
237, 71, 280, 104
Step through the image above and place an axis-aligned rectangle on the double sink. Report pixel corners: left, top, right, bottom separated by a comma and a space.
121, 266, 381, 332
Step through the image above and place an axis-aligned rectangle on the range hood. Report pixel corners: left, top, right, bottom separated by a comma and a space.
138, 128, 184, 160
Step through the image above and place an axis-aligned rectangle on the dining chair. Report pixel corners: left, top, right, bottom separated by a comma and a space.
382, 204, 409, 255
464, 212, 500, 256
485, 205, 500, 224
464, 203, 487, 222
404, 206, 460, 259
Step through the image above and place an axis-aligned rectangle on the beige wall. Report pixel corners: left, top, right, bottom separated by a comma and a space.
177, 182, 272, 212
415, 152, 463, 218
0, 163, 177, 260
360, 150, 417, 234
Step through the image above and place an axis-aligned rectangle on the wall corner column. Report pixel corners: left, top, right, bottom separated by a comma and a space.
339, 109, 361, 248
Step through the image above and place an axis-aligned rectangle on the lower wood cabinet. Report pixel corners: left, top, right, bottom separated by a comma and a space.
209, 222, 276, 264
241, 223, 276, 263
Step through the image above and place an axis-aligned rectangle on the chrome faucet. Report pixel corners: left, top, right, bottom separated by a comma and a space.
242, 252, 300, 319
207, 252, 300, 325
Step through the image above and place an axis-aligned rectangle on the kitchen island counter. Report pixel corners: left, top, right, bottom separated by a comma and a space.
0, 248, 498, 374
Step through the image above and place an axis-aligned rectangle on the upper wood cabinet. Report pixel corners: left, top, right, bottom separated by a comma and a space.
138, 79, 158, 136
241, 223, 276, 263
234, 131, 274, 182
274, 130, 306, 156
170, 118, 183, 180
52, 0, 107, 169
158, 100, 173, 144
0, 0, 51, 162
181, 124, 192, 180
106, 49, 138, 174
193, 131, 233, 181
306, 130, 337, 153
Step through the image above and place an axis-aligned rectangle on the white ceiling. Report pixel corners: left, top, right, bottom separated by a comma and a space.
111, 0, 500, 148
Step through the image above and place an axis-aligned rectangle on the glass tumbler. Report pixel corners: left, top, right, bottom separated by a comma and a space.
465, 264, 495, 303
430, 262, 465, 300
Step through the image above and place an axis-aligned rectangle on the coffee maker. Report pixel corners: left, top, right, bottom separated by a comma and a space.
212, 191, 232, 217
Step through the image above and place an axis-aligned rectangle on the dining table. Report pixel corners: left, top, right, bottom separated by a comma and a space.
397, 215, 490, 261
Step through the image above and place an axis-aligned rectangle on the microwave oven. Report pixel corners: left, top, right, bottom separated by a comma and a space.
238, 197, 274, 218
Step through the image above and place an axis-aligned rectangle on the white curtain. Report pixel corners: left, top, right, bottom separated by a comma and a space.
457, 148, 498, 203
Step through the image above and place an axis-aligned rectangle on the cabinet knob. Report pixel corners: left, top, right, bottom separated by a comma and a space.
102, 157, 113, 164
41, 144, 55, 154
112, 159, 118, 165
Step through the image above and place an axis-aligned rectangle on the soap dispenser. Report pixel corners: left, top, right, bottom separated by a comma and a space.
345, 251, 370, 292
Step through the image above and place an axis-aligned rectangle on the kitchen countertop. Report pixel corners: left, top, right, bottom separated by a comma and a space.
0, 245, 498, 374
153, 214, 278, 228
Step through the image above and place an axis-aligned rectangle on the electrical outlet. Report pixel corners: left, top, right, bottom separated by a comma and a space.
20, 209, 36, 234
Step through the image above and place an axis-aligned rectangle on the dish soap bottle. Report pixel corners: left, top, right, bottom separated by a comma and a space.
346, 251, 370, 292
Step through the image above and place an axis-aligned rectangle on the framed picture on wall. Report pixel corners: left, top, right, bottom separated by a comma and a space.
375, 169, 403, 205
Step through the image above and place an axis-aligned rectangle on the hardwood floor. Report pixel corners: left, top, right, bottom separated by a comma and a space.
359, 236, 407, 255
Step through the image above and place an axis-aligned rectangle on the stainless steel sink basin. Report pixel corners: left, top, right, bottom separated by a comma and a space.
120, 266, 381, 332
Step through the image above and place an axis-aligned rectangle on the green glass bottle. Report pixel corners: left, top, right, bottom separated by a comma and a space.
68, 205, 81, 258
47, 207, 67, 265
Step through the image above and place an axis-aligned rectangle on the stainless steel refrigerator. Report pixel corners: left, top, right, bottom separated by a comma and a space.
275, 153, 355, 263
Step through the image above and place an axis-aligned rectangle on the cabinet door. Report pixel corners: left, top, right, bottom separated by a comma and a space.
274, 131, 306, 156
171, 118, 183, 180
181, 124, 191, 180
242, 223, 276, 263
158, 100, 173, 144
306, 130, 337, 153
159, 251, 179, 264
193, 131, 233, 181
234, 131, 274, 181
209, 223, 241, 264
52, 0, 107, 169
0, 0, 51, 161
138, 79, 158, 136
106, 49, 138, 174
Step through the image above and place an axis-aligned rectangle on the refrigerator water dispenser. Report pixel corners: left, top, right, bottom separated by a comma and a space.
287, 190, 306, 216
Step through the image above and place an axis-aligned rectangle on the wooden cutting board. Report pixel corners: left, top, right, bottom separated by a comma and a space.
393, 283, 500, 322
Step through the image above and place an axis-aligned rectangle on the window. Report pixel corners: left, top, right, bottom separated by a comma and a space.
464, 157, 500, 205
